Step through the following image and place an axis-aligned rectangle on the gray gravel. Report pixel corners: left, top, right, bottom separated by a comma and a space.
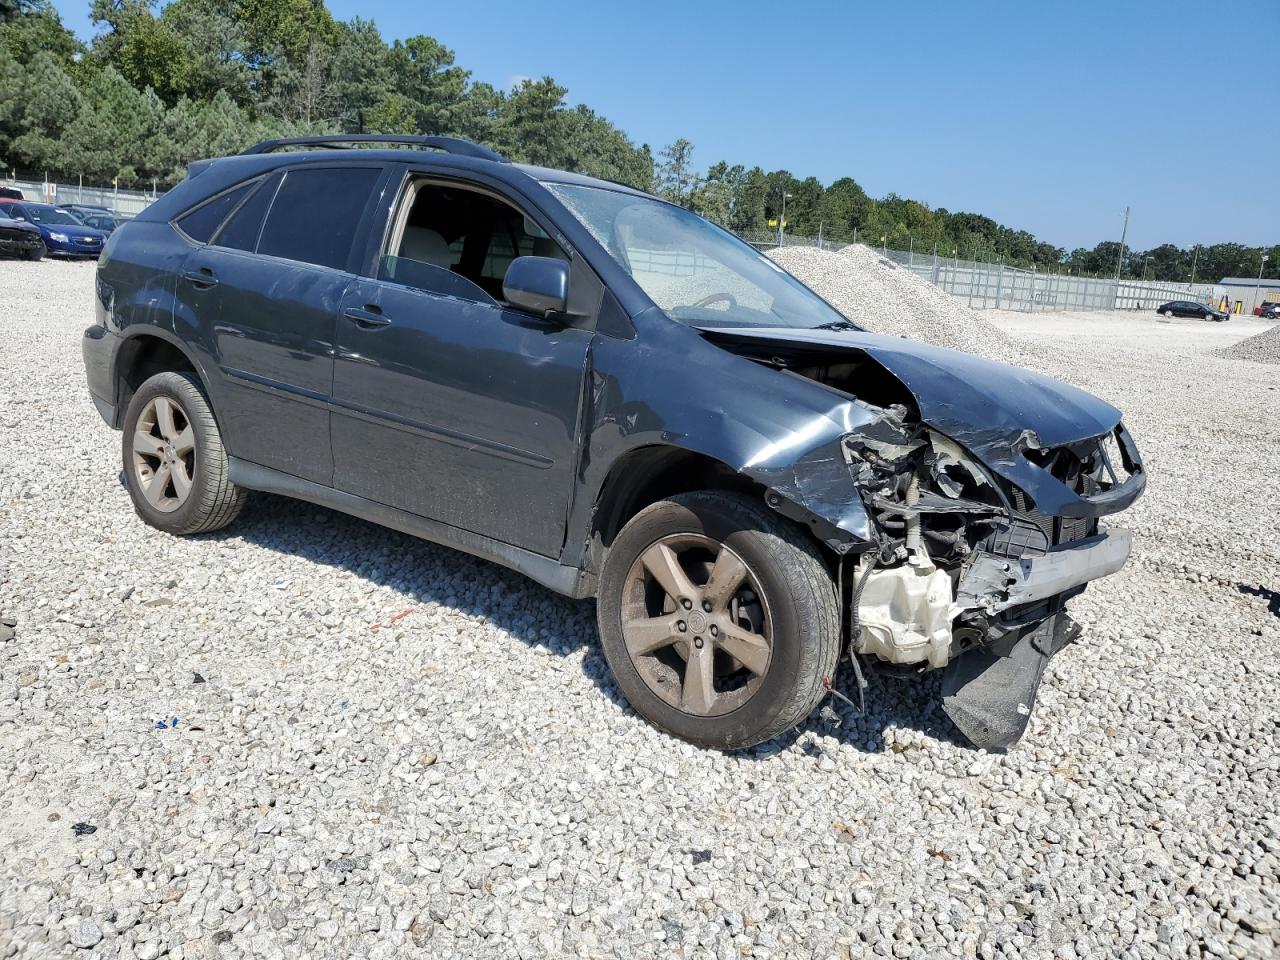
1, 259, 1278, 959
768, 244, 1037, 367
1214, 322, 1280, 364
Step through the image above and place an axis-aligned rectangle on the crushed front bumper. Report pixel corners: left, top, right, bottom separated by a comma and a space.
957, 527, 1132, 615
939, 526, 1131, 750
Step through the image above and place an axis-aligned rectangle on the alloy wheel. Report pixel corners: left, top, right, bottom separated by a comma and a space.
620, 533, 774, 717
132, 396, 196, 513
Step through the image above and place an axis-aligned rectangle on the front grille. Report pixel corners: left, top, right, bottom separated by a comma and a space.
1005, 488, 1095, 549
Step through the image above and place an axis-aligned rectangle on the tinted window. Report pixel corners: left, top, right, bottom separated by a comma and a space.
257, 167, 379, 271
176, 183, 254, 243
213, 174, 280, 253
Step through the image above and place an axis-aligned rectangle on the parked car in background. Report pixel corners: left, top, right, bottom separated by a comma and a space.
0, 213, 44, 259
0, 200, 107, 258
1259, 301, 1279, 320
0, 186, 24, 200
71, 211, 124, 236
81, 134, 1146, 753
63, 202, 111, 216
1156, 300, 1228, 321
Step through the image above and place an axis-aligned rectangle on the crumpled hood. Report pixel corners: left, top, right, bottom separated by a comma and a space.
700, 325, 1121, 450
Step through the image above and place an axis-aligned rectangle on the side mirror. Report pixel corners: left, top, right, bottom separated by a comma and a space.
503, 256, 569, 317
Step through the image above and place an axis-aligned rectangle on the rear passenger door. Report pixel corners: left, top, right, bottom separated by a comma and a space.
176, 164, 385, 484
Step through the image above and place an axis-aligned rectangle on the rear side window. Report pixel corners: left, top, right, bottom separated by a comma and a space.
176, 182, 254, 243
256, 167, 379, 271
213, 174, 280, 253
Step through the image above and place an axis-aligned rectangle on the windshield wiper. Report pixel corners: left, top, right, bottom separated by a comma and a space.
811, 320, 860, 332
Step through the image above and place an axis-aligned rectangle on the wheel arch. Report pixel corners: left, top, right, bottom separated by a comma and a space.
583, 444, 842, 578
112, 330, 208, 429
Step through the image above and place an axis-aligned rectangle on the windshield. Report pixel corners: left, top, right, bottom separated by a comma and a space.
545, 183, 850, 329
25, 205, 83, 226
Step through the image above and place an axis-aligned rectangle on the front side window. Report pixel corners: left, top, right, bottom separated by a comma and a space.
257, 167, 380, 271
546, 183, 848, 329
379, 180, 565, 304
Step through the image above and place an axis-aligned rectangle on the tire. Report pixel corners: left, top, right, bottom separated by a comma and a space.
597, 491, 841, 750
121, 371, 246, 535
1160, 309, 1171, 317
24, 242, 44, 262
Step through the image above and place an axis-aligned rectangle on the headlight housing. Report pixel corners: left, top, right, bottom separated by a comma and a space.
48, 231, 68, 242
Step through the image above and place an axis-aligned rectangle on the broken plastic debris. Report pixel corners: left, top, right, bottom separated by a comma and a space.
153, 716, 180, 730
71, 822, 97, 836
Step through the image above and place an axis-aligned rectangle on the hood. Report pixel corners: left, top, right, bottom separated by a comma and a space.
698, 325, 1121, 451
0, 217, 39, 234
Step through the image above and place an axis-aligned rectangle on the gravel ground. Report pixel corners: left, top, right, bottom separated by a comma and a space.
1214, 323, 1280, 364
1, 259, 1278, 960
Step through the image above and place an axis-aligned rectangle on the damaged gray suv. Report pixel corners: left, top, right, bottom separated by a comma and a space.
82, 135, 1145, 751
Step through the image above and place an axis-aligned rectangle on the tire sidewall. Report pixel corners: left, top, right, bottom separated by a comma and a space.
122, 372, 215, 535
598, 496, 819, 749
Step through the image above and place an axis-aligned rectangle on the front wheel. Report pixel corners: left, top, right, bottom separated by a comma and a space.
25, 242, 44, 262
122, 371, 247, 535
597, 491, 841, 750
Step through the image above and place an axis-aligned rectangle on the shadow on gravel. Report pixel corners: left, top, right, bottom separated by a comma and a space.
205, 492, 968, 757
207, 492, 625, 703
1238, 583, 1280, 617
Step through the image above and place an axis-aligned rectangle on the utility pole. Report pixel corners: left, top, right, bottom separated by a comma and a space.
1189, 244, 1199, 288
1114, 206, 1129, 281
777, 191, 791, 247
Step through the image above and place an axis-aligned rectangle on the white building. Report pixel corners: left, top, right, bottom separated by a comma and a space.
1218, 277, 1280, 314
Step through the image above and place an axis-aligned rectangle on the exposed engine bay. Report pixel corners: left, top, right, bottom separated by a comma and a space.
710, 330, 1146, 749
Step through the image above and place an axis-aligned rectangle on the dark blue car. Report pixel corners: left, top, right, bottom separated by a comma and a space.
80, 134, 1147, 752
0, 200, 106, 258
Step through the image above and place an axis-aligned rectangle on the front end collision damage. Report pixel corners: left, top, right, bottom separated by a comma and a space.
581, 321, 1145, 750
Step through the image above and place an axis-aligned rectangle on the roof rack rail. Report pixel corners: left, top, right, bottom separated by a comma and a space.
240, 135, 508, 163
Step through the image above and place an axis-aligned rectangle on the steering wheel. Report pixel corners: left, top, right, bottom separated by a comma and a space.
692, 292, 738, 310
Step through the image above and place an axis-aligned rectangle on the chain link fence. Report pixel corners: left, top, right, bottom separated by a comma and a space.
746, 231, 1217, 312
2, 175, 156, 218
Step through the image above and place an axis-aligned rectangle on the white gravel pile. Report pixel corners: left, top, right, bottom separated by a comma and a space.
768, 243, 1036, 366
1, 260, 1278, 959
1214, 323, 1280, 363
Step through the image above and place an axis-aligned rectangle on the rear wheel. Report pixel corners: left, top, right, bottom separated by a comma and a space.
597, 491, 841, 749
122, 371, 246, 535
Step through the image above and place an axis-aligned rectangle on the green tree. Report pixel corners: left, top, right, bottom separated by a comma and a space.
387, 34, 469, 134
232, 0, 337, 66
330, 17, 392, 132
655, 138, 698, 205
161, 0, 251, 104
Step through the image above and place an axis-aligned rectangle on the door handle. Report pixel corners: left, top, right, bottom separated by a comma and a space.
182, 268, 218, 289
343, 305, 391, 329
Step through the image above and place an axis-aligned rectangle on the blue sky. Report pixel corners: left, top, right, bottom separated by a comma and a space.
52, 0, 1279, 251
